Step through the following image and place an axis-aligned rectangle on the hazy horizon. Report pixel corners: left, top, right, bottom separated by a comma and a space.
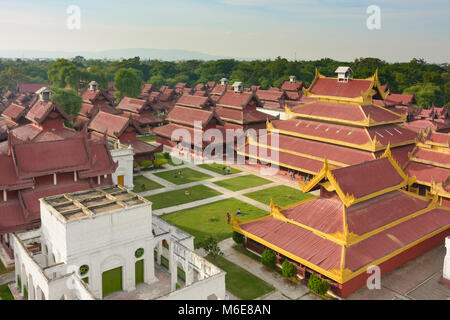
1, 0, 449, 63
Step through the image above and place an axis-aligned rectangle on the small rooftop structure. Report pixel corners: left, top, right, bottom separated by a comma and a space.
232, 81, 244, 93
43, 185, 147, 221
335, 66, 353, 83
88, 81, 99, 92
35, 87, 53, 102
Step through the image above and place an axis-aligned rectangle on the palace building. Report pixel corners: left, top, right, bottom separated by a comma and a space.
280, 75, 305, 101
88, 111, 162, 163
215, 82, 276, 131
232, 149, 450, 297
404, 129, 450, 207
0, 89, 118, 266
75, 81, 119, 130
404, 105, 450, 133
153, 94, 224, 157
237, 68, 418, 179
116, 97, 164, 132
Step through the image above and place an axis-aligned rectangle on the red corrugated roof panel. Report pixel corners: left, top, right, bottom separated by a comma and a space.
310, 78, 372, 99
282, 198, 344, 234
346, 190, 429, 235
332, 158, 404, 198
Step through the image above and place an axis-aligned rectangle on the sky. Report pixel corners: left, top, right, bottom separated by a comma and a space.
0, 0, 449, 63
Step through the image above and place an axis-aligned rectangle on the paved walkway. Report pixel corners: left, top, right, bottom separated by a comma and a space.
218, 238, 321, 300
136, 161, 314, 216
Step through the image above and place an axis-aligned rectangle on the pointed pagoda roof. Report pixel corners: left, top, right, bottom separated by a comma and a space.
303, 68, 389, 102
232, 147, 450, 287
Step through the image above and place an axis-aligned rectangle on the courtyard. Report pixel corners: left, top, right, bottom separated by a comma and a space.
128, 160, 450, 301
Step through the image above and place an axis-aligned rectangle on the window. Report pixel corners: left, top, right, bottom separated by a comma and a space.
79, 265, 89, 276
135, 248, 144, 259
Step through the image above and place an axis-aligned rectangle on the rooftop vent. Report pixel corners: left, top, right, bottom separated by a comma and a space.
335, 66, 353, 83
289, 75, 296, 83
36, 87, 53, 102
232, 81, 244, 93
89, 81, 99, 91
220, 78, 229, 86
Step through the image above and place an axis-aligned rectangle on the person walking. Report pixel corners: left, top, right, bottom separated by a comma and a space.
227, 212, 231, 224
227, 165, 231, 175
236, 208, 243, 216
222, 166, 226, 175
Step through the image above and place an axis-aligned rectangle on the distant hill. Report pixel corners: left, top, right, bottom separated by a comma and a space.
0, 48, 237, 61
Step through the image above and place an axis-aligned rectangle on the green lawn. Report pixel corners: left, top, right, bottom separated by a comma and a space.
205, 255, 274, 300
137, 134, 156, 142
244, 185, 314, 207
0, 283, 14, 300
214, 175, 272, 192
133, 175, 164, 193
161, 198, 268, 248
198, 163, 241, 175
154, 168, 212, 185
145, 185, 222, 210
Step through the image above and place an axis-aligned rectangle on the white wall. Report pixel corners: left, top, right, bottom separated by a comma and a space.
444, 237, 450, 281
158, 273, 226, 300
111, 146, 134, 189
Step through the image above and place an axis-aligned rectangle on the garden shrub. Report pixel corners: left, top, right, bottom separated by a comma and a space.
308, 274, 330, 295
281, 260, 297, 278
163, 152, 171, 160
133, 161, 139, 169
140, 160, 153, 168
232, 231, 244, 244
261, 250, 277, 268
154, 158, 168, 168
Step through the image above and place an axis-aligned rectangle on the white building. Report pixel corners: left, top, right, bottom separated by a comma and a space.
12, 186, 226, 300
443, 237, 450, 287
109, 141, 134, 189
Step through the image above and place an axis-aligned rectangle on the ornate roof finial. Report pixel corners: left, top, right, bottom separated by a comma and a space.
383, 143, 392, 158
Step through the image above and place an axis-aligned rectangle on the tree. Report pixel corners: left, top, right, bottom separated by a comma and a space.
232, 231, 244, 244
261, 250, 277, 268
114, 68, 143, 101
403, 83, 444, 107
281, 260, 297, 278
308, 274, 330, 296
0, 66, 26, 94
140, 160, 153, 168
87, 65, 108, 89
153, 158, 168, 168
200, 236, 223, 260
51, 88, 82, 125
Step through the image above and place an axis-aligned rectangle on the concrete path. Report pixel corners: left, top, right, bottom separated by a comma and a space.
218, 238, 321, 300
152, 181, 277, 216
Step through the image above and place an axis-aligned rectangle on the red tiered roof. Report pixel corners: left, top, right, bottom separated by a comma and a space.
167, 106, 215, 128
26, 100, 71, 124
2, 103, 26, 122
291, 101, 403, 124
116, 97, 148, 114
331, 158, 404, 198
88, 111, 143, 138
176, 95, 213, 109
281, 80, 304, 92
17, 83, 51, 94
234, 153, 450, 295
309, 78, 373, 99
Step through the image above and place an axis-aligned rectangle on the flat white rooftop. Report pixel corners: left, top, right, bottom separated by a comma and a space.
43, 185, 149, 221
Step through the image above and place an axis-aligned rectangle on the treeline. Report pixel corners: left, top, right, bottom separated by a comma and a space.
0, 56, 449, 108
